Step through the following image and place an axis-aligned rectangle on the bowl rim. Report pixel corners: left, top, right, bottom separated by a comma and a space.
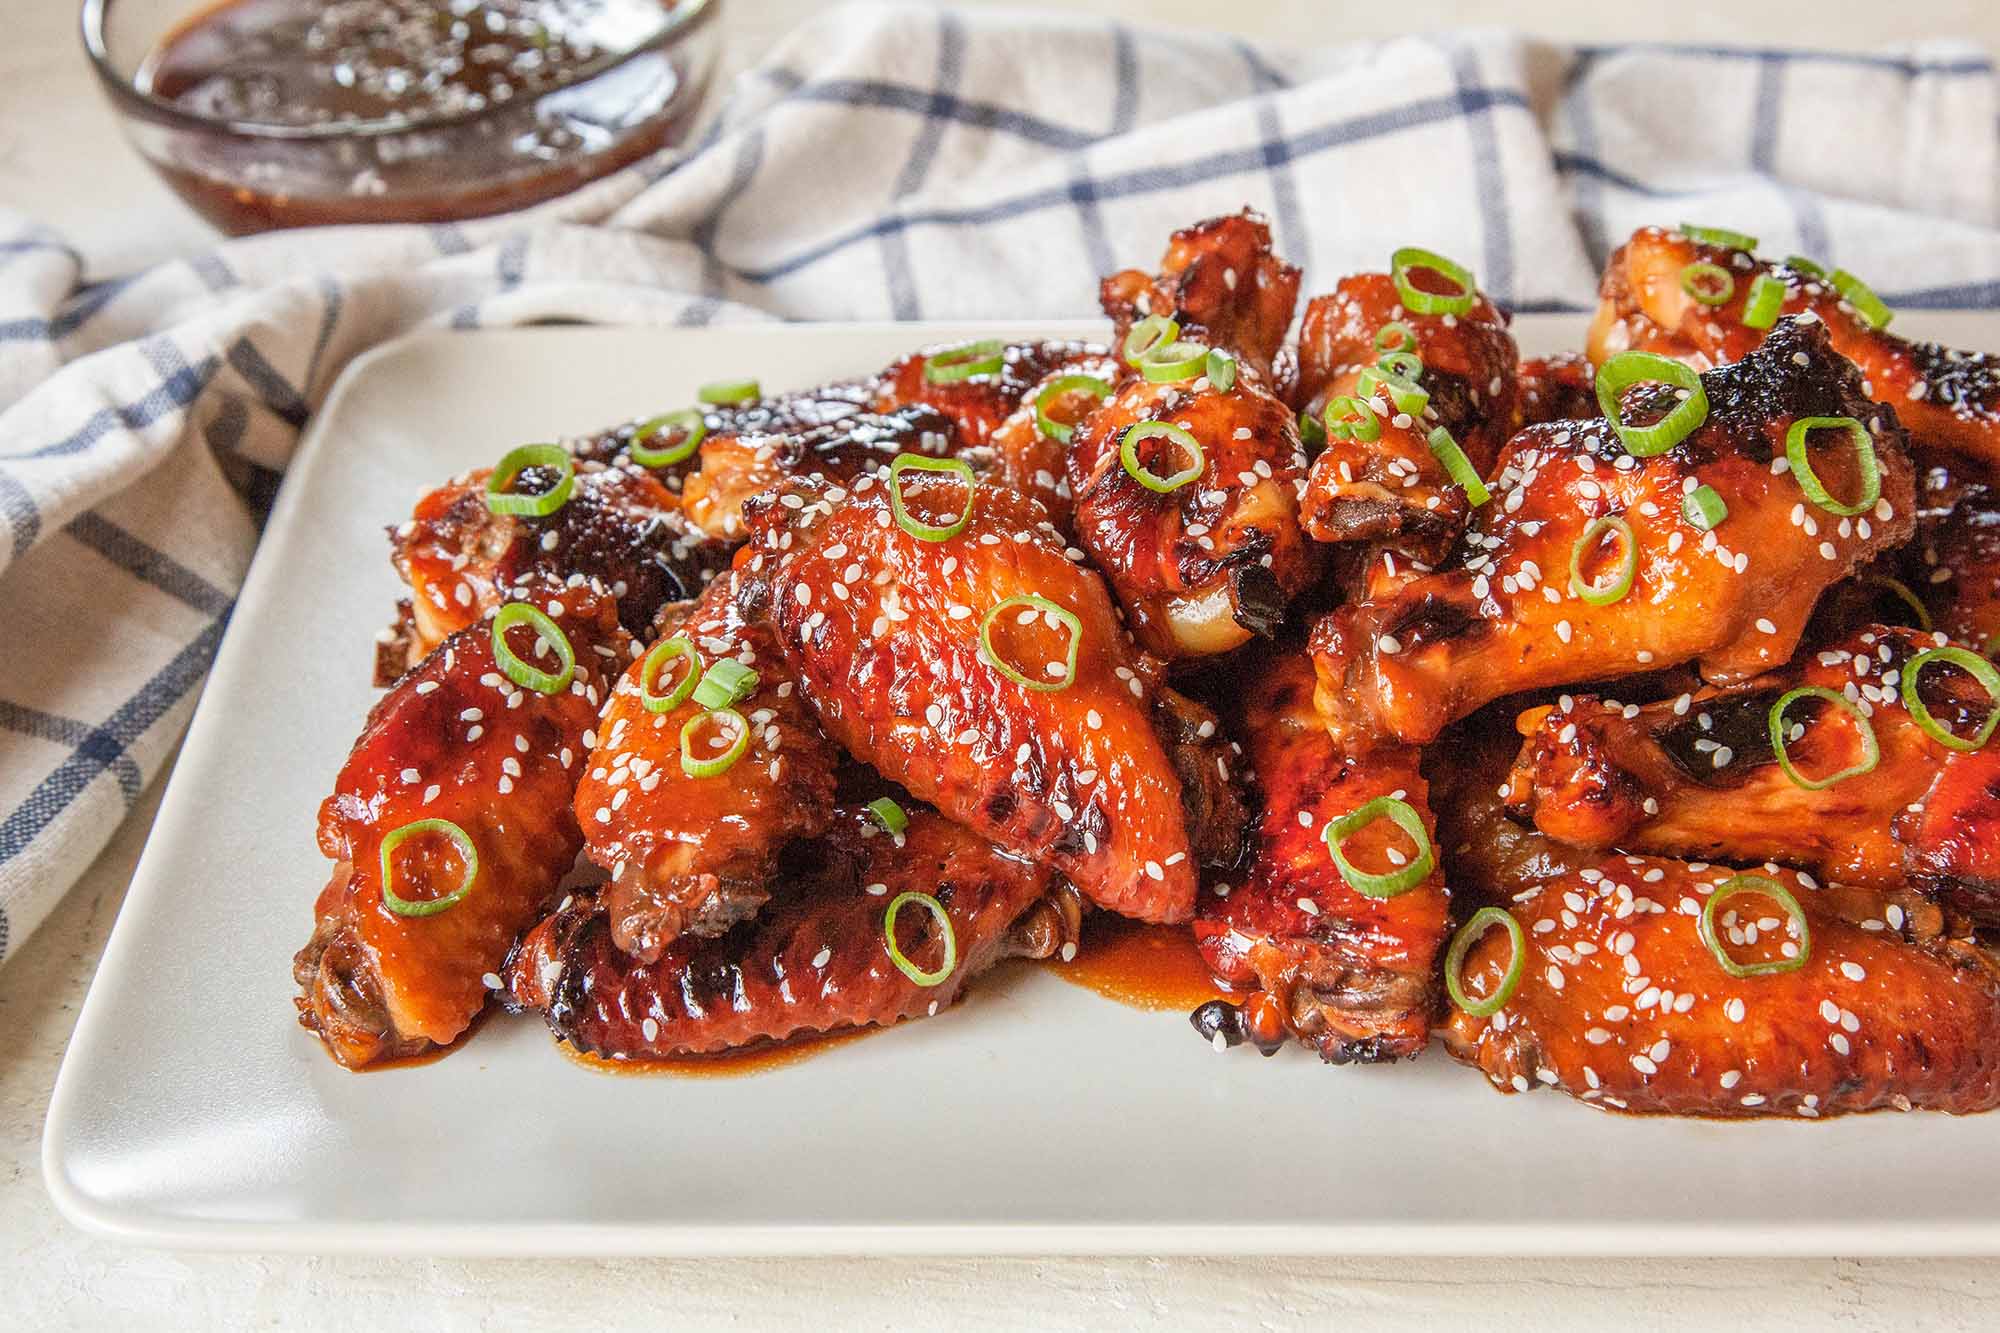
79, 0, 717, 141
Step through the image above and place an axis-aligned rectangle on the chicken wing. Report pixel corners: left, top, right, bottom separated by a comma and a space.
985, 352, 1124, 531
872, 339, 1105, 447
1912, 452, 2000, 655
737, 472, 1246, 923
1310, 317, 1917, 751
1517, 352, 1599, 428
296, 579, 631, 1068
1193, 651, 1448, 1062
1099, 210, 1300, 376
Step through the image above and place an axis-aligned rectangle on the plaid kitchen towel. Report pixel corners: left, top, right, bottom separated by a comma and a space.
0, 2, 1997, 965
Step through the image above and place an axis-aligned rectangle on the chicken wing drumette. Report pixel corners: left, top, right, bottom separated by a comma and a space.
1310, 317, 1917, 750
1099, 209, 1301, 377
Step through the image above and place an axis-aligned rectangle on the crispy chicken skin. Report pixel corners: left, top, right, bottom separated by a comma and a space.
1099, 209, 1301, 376
1067, 359, 1318, 657
1193, 653, 1448, 1062
509, 808, 1062, 1058
1592, 225, 2000, 467
1310, 318, 1917, 751
872, 339, 1105, 447
737, 473, 1245, 923
575, 572, 841, 963
296, 580, 631, 1068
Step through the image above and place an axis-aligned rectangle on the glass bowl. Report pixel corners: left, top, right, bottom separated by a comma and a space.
81, 0, 719, 234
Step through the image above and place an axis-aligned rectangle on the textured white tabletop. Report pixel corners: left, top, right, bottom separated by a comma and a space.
6, 1, 2000, 1328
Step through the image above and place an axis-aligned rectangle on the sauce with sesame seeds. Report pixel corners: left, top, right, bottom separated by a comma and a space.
1043, 913, 1231, 1012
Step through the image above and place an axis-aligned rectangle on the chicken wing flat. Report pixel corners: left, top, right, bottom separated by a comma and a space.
296, 580, 631, 1068
738, 473, 1245, 923
508, 807, 1060, 1058
1099, 210, 1300, 375
1310, 317, 1917, 750
1194, 652, 1448, 1062
574, 571, 842, 963
872, 339, 1105, 447
1592, 225, 2000, 467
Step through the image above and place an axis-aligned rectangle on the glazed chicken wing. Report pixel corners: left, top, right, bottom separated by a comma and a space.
1099, 209, 1300, 376
1310, 318, 1917, 751
574, 571, 842, 963
1517, 352, 1599, 428
1911, 452, 2000, 655
737, 473, 1245, 923
871, 339, 1106, 447
984, 353, 1124, 531
296, 580, 630, 1068
1193, 652, 1448, 1062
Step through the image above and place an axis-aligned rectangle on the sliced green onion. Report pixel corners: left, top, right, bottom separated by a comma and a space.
696, 378, 760, 405
1323, 395, 1381, 443
1679, 261, 1735, 306
629, 408, 706, 469
1902, 646, 2000, 752
1298, 408, 1327, 447
692, 657, 759, 711
1445, 906, 1525, 1018
379, 818, 479, 918
1122, 314, 1180, 366
883, 890, 956, 987
1119, 421, 1205, 492
1034, 373, 1112, 445
1139, 340, 1210, 383
865, 796, 908, 835
888, 453, 977, 542
924, 339, 1006, 384
1205, 348, 1238, 393
1783, 255, 1826, 278
1830, 268, 1893, 330
1785, 415, 1880, 517
1768, 685, 1880, 790
1683, 484, 1728, 531
1322, 796, 1435, 899
1740, 273, 1786, 330
1680, 223, 1759, 252
1390, 246, 1476, 317
639, 637, 700, 714
1568, 514, 1638, 606
1375, 320, 1417, 353
1356, 365, 1430, 419
484, 443, 575, 517
1594, 351, 1709, 456
1699, 875, 1811, 978
679, 706, 751, 778
1378, 349, 1425, 382
979, 594, 1083, 692
1862, 575, 1932, 630
1427, 426, 1490, 506
491, 602, 575, 695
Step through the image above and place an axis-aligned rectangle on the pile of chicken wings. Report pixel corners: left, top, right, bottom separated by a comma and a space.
296, 211, 2000, 1119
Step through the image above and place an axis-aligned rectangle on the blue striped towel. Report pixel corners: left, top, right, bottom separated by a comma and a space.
0, 1, 1996, 966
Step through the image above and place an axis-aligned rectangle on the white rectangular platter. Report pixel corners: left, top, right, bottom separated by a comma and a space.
43, 313, 2000, 1256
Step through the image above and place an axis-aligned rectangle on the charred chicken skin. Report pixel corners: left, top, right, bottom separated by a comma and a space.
1099, 209, 1301, 377
296, 579, 631, 1068
737, 472, 1245, 924
1311, 317, 1917, 751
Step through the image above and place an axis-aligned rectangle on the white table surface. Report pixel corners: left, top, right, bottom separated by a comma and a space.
6, 1, 2000, 1328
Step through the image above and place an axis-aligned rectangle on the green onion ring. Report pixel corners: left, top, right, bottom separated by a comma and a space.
1741, 273, 1786, 330
1680, 223, 1760, 252
1322, 796, 1435, 899
979, 594, 1083, 692
1390, 246, 1477, 317
1784, 255, 1826, 278
1862, 575, 1932, 630
1445, 906, 1526, 1018
679, 706, 751, 778
692, 658, 759, 711
1034, 373, 1112, 444
1139, 340, 1211, 383
1119, 421, 1205, 492
888, 453, 978, 542
491, 602, 576, 695
1323, 395, 1381, 443
1594, 351, 1709, 456
924, 339, 1007, 384
1568, 514, 1638, 606
1683, 484, 1728, 531
1427, 426, 1490, 506
865, 796, 908, 835
1830, 268, 1894, 330
629, 408, 706, 469
484, 443, 575, 517
379, 818, 479, 919
1205, 348, 1238, 393
639, 637, 701, 714
1768, 686, 1880, 790
1298, 408, 1327, 447
1377, 349, 1425, 382
883, 890, 957, 987
1699, 875, 1811, 978
1122, 314, 1180, 366
1902, 646, 2000, 753
697, 378, 761, 405
1679, 261, 1736, 307
1356, 365, 1430, 419
1375, 320, 1417, 353
1785, 415, 1880, 517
